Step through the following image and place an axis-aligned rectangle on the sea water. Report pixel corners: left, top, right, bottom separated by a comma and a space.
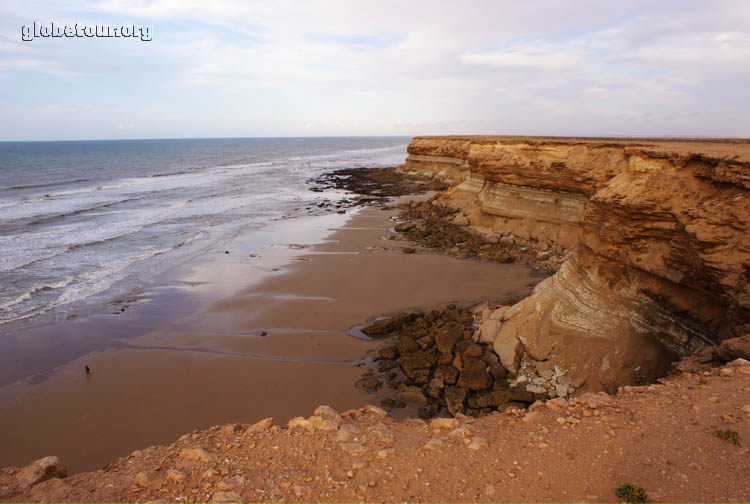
0, 137, 408, 333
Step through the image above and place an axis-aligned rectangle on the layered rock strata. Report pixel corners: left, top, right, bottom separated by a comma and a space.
399, 137, 750, 393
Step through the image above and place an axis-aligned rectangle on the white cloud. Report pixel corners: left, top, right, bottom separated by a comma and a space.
0, 0, 749, 139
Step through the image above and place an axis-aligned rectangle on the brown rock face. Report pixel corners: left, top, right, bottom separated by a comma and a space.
400, 136, 750, 391
16, 456, 67, 488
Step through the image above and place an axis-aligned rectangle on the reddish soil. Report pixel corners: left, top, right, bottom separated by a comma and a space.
2, 360, 748, 503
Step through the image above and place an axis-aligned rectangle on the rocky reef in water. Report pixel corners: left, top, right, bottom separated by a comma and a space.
398, 136, 750, 394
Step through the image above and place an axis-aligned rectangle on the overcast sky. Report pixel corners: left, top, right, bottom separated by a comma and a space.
1, 1, 749, 141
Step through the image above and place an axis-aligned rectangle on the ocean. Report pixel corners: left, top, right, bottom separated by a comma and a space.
0, 137, 409, 334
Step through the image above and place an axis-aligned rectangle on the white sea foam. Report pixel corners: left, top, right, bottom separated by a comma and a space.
0, 137, 409, 330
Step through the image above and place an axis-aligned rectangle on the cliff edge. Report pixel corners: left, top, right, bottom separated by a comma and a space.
399, 136, 750, 392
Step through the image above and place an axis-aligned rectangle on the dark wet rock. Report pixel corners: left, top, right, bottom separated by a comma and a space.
361, 312, 418, 336
425, 378, 444, 398
434, 322, 464, 354
462, 344, 484, 357
380, 398, 406, 409
408, 368, 431, 385
376, 359, 398, 372
457, 356, 493, 390
356, 377, 382, 392
399, 349, 437, 373
444, 386, 467, 416
376, 345, 399, 360
416, 336, 433, 350
472, 389, 511, 408
396, 336, 420, 355
434, 364, 459, 385
488, 362, 508, 380
397, 385, 428, 405
508, 381, 535, 403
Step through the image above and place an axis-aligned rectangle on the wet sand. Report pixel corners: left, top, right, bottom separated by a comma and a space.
0, 202, 546, 474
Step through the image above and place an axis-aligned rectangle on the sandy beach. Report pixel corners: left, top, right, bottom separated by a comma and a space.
0, 195, 545, 474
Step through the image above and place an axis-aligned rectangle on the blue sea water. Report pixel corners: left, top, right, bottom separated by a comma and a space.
0, 137, 409, 332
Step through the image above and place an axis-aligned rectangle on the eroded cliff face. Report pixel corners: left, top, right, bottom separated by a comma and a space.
400, 136, 750, 392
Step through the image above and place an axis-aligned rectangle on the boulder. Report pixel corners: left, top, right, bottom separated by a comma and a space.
494, 325, 523, 374
477, 319, 502, 344
716, 335, 750, 362
16, 456, 68, 488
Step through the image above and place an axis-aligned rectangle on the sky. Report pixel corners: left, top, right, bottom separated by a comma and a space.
1, 1, 749, 141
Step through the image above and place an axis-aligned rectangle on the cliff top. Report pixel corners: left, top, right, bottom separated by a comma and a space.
412, 136, 750, 164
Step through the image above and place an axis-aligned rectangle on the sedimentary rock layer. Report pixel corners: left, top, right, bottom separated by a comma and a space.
399, 136, 750, 392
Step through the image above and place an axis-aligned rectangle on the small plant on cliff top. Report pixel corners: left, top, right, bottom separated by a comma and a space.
713, 428, 743, 446
616, 482, 648, 503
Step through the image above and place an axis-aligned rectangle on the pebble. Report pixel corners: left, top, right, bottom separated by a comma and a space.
211, 490, 241, 503
522, 411, 543, 423
376, 448, 394, 459
246, 417, 274, 434
430, 417, 459, 430
307, 415, 339, 431
720, 368, 735, 377
335, 423, 361, 442
167, 469, 186, 483
217, 475, 245, 491
423, 439, 445, 450
134, 472, 150, 487
179, 448, 214, 463
294, 485, 305, 497
342, 442, 366, 454
287, 417, 310, 429
467, 437, 489, 450
314, 405, 340, 421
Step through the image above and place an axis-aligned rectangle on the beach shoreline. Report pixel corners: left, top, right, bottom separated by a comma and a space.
0, 174, 544, 474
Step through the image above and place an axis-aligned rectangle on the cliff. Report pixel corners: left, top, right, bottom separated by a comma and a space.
400, 136, 750, 392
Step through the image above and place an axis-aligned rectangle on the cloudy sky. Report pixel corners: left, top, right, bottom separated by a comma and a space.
1, 1, 749, 140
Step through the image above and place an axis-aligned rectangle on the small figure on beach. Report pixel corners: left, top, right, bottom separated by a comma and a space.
85, 365, 91, 376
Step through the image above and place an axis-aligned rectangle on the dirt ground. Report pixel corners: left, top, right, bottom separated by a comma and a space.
1, 359, 748, 502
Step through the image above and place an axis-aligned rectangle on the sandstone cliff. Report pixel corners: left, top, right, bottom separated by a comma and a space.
399, 136, 750, 392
